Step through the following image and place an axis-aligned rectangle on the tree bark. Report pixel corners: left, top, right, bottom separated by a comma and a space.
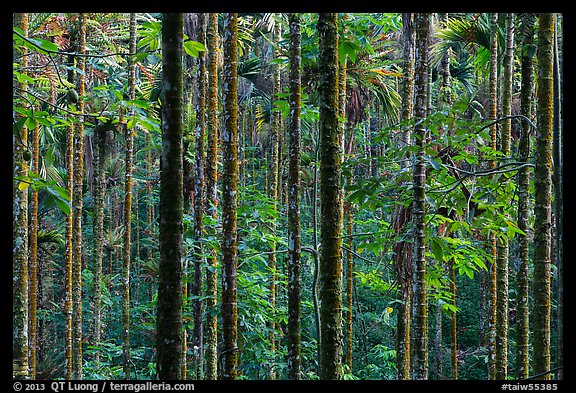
486, 12, 499, 380
267, 20, 281, 380
157, 12, 184, 380
516, 13, 535, 380
533, 12, 554, 380
286, 12, 302, 381
395, 12, 414, 380
204, 12, 219, 380
411, 12, 430, 381
122, 12, 137, 380
13, 12, 29, 380
191, 12, 207, 381
72, 13, 87, 379
220, 12, 239, 380
317, 12, 343, 381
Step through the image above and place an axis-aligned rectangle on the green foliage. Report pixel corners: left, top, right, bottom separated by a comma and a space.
13, 12, 554, 381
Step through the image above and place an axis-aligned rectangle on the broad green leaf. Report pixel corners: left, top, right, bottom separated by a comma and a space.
430, 238, 445, 262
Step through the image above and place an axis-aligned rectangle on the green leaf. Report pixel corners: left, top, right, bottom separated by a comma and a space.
183, 40, 206, 58
430, 238, 445, 262
29, 37, 60, 53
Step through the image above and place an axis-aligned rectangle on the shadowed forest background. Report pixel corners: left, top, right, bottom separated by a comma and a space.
12, 12, 563, 381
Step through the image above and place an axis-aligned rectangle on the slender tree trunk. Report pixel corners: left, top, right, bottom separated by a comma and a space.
486, 12, 499, 380
191, 12, 207, 381
552, 14, 563, 381
449, 258, 458, 379
516, 13, 535, 380
157, 12, 184, 380
395, 12, 414, 380
286, 12, 302, 380
72, 13, 87, 379
29, 119, 40, 380
64, 99, 74, 381
411, 12, 430, 381
317, 13, 343, 380
122, 13, 137, 380
344, 204, 354, 373
267, 20, 281, 380
13, 12, 29, 380
533, 13, 554, 381
494, 12, 514, 381
92, 122, 108, 368
204, 12, 219, 380
220, 12, 239, 380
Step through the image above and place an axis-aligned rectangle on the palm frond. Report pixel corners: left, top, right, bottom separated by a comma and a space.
431, 14, 494, 78
37, 228, 65, 247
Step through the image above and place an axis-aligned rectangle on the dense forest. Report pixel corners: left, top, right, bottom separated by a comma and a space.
12, 12, 563, 381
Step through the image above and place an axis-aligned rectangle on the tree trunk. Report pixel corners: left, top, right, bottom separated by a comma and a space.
286, 12, 302, 381
552, 14, 563, 381
411, 12, 430, 381
29, 119, 40, 380
395, 12, 414, 380
13, 12, 29, 380
516, 13, 535, 380
486, 12, 499, 380
122, 12, 137, 380
157, 12, 184, 380
72, 13, 87, 379
317, 12, 343, 381
92, 121, 108, 368
191, 12, 207, 381
267, 20, 281, 380
533, 12, 554, 380
204, 12, 219, 380
220, 12, 239, 380
495, 12, 514, 381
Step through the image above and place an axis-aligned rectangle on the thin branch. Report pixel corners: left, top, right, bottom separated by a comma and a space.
444, 161, 534, 177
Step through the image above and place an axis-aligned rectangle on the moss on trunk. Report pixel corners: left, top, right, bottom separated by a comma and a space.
157, 12, 184, 380
318, 13, 343, 381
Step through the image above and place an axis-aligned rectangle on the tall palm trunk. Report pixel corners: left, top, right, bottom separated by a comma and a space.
317, 13, 343, 380
29, 119, 40, 379
221, 12, 239, 380
204, 12, 219, 380
286, 13, 302, 380
495, 12, 514, 381
92, 121, 108, 367
395, 12, 414, 380
516, 13, 535, 380
121, 13, 137, 380
552, 14, 563, 381
157, 12, 184, 380
533, 12, 554, 380
72, 13, 87, 379
411, 12, 430, 381
267, 20, 281, 380
13, 12, 29, 380
486, 12, 499, 380
191, 12, 207, 381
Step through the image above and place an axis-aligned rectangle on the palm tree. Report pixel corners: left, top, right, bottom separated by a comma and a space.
286, 12, 302, 380
191, 12, 207, 381
157, 12, 184, 380
411, 12, 431, 381
13, 12, 30, 381
72, 13, 87, 379
516, 12, 536, 380
533, 12, 555, 381
204, 12, 219, 380
221, 12, 239, 380
317, 12, 343, 380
